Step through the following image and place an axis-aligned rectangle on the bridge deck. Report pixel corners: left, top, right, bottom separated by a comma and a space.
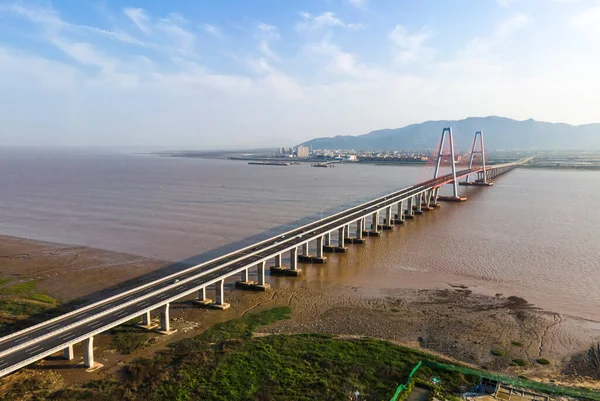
0, 159, 529, 377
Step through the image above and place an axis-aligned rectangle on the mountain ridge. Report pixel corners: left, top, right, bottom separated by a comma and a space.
299, 116, 600, 150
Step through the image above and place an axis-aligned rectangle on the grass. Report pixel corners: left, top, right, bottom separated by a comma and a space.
491, 349, 505, 356
2, 307, 598, 401
0, 277, 11, 286
536, 358, 551, 365
112, 332, 148, 355
0, 299, 54, 318
28, 293, 57, 304
390, 308, 401, 313
511, 341, 524, 347
511, 358, 528, 367
0, 281, 36, 296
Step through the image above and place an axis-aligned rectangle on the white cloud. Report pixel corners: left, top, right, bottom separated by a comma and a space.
258, 23, 278, 34
202, 23, 222, 37
297, 12, 363, 30
389, 25, 435, 64
306, 40, 382, 79
124, 8, 150, 34
463, 13, 532, 56
571, 1, 600, 36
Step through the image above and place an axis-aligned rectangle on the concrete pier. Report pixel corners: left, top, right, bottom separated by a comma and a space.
405, 197, 414, 219
137, 310, 159, 329
324, 228, 347, 252
63, 345, 74, 361
254, 261, 270, 290
210, 280, 231, 310
414, 195, 423, 214
83, 337, 95, 368
157, 303, 177, 334
193, 287, 212, 307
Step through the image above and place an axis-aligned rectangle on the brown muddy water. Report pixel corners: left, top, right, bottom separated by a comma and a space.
1, 149, 599, 320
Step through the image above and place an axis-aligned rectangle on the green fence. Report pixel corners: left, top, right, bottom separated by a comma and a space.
422, 361, 600, 401
390, 361, 423, 401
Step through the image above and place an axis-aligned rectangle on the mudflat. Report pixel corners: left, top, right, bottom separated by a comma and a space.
0, 235, 599, 388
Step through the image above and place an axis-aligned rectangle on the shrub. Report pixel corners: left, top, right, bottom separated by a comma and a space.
491, 349, 505, 356
111, 332, 148, 355
511, 358, 527, 367
536, 358, 550, 365
511, 341, 524, 347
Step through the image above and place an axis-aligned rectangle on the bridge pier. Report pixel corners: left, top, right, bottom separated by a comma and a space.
312, 236, 327, 262
356, 219, 365, 241
194, 287, 212, 307
256, 262, 267, 287
137, 310, 159, 328
82, 337, 100, 370
405, 197, 414, 219
380, 206, 393, 230
63, 345, 74, 361
364, 211, 380, 236
414, 195, 423, 215
394, 200, 405, 224
211, 280, 231, 309
157, 303, 177, 333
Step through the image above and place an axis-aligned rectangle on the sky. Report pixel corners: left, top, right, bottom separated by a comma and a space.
0, 0, 599, 149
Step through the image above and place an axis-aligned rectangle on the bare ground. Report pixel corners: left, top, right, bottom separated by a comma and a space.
1, 235, 599, 390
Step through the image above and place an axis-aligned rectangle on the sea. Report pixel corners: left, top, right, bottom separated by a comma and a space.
1, 148, 599, 321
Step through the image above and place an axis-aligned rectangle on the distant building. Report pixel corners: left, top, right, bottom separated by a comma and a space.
296, 146, 309, 158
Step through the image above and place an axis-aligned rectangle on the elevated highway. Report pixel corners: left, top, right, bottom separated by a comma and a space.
0, 139, 531, 377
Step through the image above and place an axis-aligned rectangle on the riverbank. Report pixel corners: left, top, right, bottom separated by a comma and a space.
1, 235, 599, 392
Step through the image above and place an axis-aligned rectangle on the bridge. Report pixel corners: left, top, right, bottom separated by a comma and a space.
0, 129, 532, 377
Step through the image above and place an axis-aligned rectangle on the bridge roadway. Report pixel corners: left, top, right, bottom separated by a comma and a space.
0, 161, 525, 377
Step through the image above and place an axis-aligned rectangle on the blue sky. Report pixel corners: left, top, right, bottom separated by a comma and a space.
0, 0, 598, 148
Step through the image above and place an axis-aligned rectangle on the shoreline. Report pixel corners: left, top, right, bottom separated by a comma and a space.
1, 234, 599, 387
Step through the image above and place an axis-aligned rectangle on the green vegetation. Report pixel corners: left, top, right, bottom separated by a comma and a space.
0, 281, 36, 296
511, 358, 528, 367
511, 341, 524, 347
390, 308, 400, 313
2, 307, 598, 401
0, 277, 11, 286
491, 349, 505, 356
0, 299, 52, 318
112, 332, 148, 355
536, 358, 551, 365
0, 279, 60, 336
27, 293, 57, 304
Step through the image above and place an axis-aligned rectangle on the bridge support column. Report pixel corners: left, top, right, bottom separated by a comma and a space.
253, 261, 270, 290
382, 206, 393, 229
324, 232, 331, 246
158, 303, 177, 333
211, 280, 231, 309
338, 227, 345, 248
405, 197, 414, 219
288, 247, 302, 275
194, 287, 212, 307
301, 242, 309, 256
316, 236, 324, 258
356, 219, 364, 240
274, 254, 282, 267
137, 310, 159, 329
371, 211, 379, 233
257, 262, 266, 285
395, 200, 405, 223
415, 195, 423, 214
83, 337, 96, 369
63, 344, 74, 361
